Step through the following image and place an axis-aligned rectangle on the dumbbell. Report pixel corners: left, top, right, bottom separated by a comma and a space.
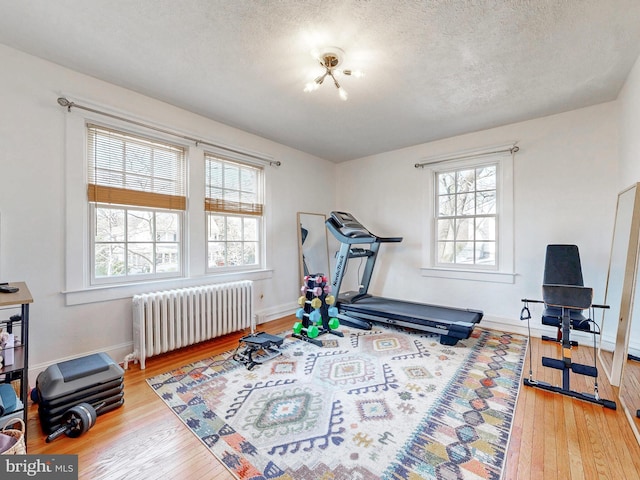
298, 296, 324, 310
308, 274, 327, 284
295, 308, 322, 324
292, 322, 320, 338
301, 285, 325, 296
305, 274, 324, 283
45, 401, 105, 443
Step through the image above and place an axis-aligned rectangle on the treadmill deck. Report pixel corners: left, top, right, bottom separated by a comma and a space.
340, 296, 482, 325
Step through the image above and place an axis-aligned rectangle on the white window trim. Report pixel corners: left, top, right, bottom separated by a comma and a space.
421, 144, 516, 284
62, 97, 273, 306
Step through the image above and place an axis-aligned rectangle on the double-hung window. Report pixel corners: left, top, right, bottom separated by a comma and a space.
436, 164, 497, 267
423, 145, 515, 283
205, 154, 263, 271
87, 124, 186, 284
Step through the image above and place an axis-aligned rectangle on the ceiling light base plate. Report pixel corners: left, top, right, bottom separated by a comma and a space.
317, 47, 344, 69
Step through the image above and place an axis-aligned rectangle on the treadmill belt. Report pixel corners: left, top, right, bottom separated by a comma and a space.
341, 296, 482, 325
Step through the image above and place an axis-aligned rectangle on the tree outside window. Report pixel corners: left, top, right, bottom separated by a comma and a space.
436, 164, 497, 267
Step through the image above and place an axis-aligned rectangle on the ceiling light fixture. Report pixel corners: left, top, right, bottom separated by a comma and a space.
303, 47, 363, 101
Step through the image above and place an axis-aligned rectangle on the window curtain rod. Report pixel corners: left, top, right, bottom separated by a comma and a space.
56, 97, 281, 167
414, 144, 519, 169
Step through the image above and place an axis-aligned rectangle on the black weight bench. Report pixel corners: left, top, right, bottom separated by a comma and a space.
520, 244, 615, 409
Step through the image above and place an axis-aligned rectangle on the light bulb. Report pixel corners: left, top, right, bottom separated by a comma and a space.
338, 86, 348, 101
304, 82, 320, 93
343, 69, 364, 78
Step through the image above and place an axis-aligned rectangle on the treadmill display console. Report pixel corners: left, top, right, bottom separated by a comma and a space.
330, 211, 372, 238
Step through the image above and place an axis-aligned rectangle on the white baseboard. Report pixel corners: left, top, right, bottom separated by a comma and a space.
481, 313, 614, 353
479, 315, 531, 337
255, 302, 297, 325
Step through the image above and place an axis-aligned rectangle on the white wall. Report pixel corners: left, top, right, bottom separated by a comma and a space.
335, 102, 621, 335
0, 44, 335, 379
619, 54, 640, 185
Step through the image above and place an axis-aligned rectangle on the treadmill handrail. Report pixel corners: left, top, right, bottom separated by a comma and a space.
378, 236, 403, 243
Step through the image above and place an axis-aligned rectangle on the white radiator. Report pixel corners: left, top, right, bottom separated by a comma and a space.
126, 280, 253, 369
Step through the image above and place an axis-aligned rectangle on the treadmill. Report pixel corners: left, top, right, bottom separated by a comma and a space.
326, 211, 483, 345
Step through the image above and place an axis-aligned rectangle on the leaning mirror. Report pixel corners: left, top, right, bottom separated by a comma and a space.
297, 212, 330, 282
598, 183, 640, 386
619, 263, 640, 444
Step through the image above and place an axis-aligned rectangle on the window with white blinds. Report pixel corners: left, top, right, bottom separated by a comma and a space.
204, 154, 263, 216
205, 154, 263, 270
87, 124, 186, 283
87, 124, 187, 210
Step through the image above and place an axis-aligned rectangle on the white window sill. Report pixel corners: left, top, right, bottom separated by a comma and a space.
63, 269, 274, 306
420, 267, 516, 284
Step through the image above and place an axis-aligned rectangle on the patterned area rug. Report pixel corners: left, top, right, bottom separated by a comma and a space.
147, 325, 527, 480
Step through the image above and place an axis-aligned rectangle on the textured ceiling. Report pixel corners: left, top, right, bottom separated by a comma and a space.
0, 0, 639, 162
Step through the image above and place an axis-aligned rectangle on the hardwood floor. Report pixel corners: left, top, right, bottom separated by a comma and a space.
25, 316, 640, 480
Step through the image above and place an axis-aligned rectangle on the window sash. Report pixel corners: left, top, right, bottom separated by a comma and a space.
205, 155, 263, 271
91, 204, 183, 283
204, 154, 263, 215
435, 163, 498, 268
87, 124, 187, 210
206, 213, 261, 269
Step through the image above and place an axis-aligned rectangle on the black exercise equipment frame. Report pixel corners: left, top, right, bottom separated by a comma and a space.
520, 296, 616, 410
233, 332, 284, 370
